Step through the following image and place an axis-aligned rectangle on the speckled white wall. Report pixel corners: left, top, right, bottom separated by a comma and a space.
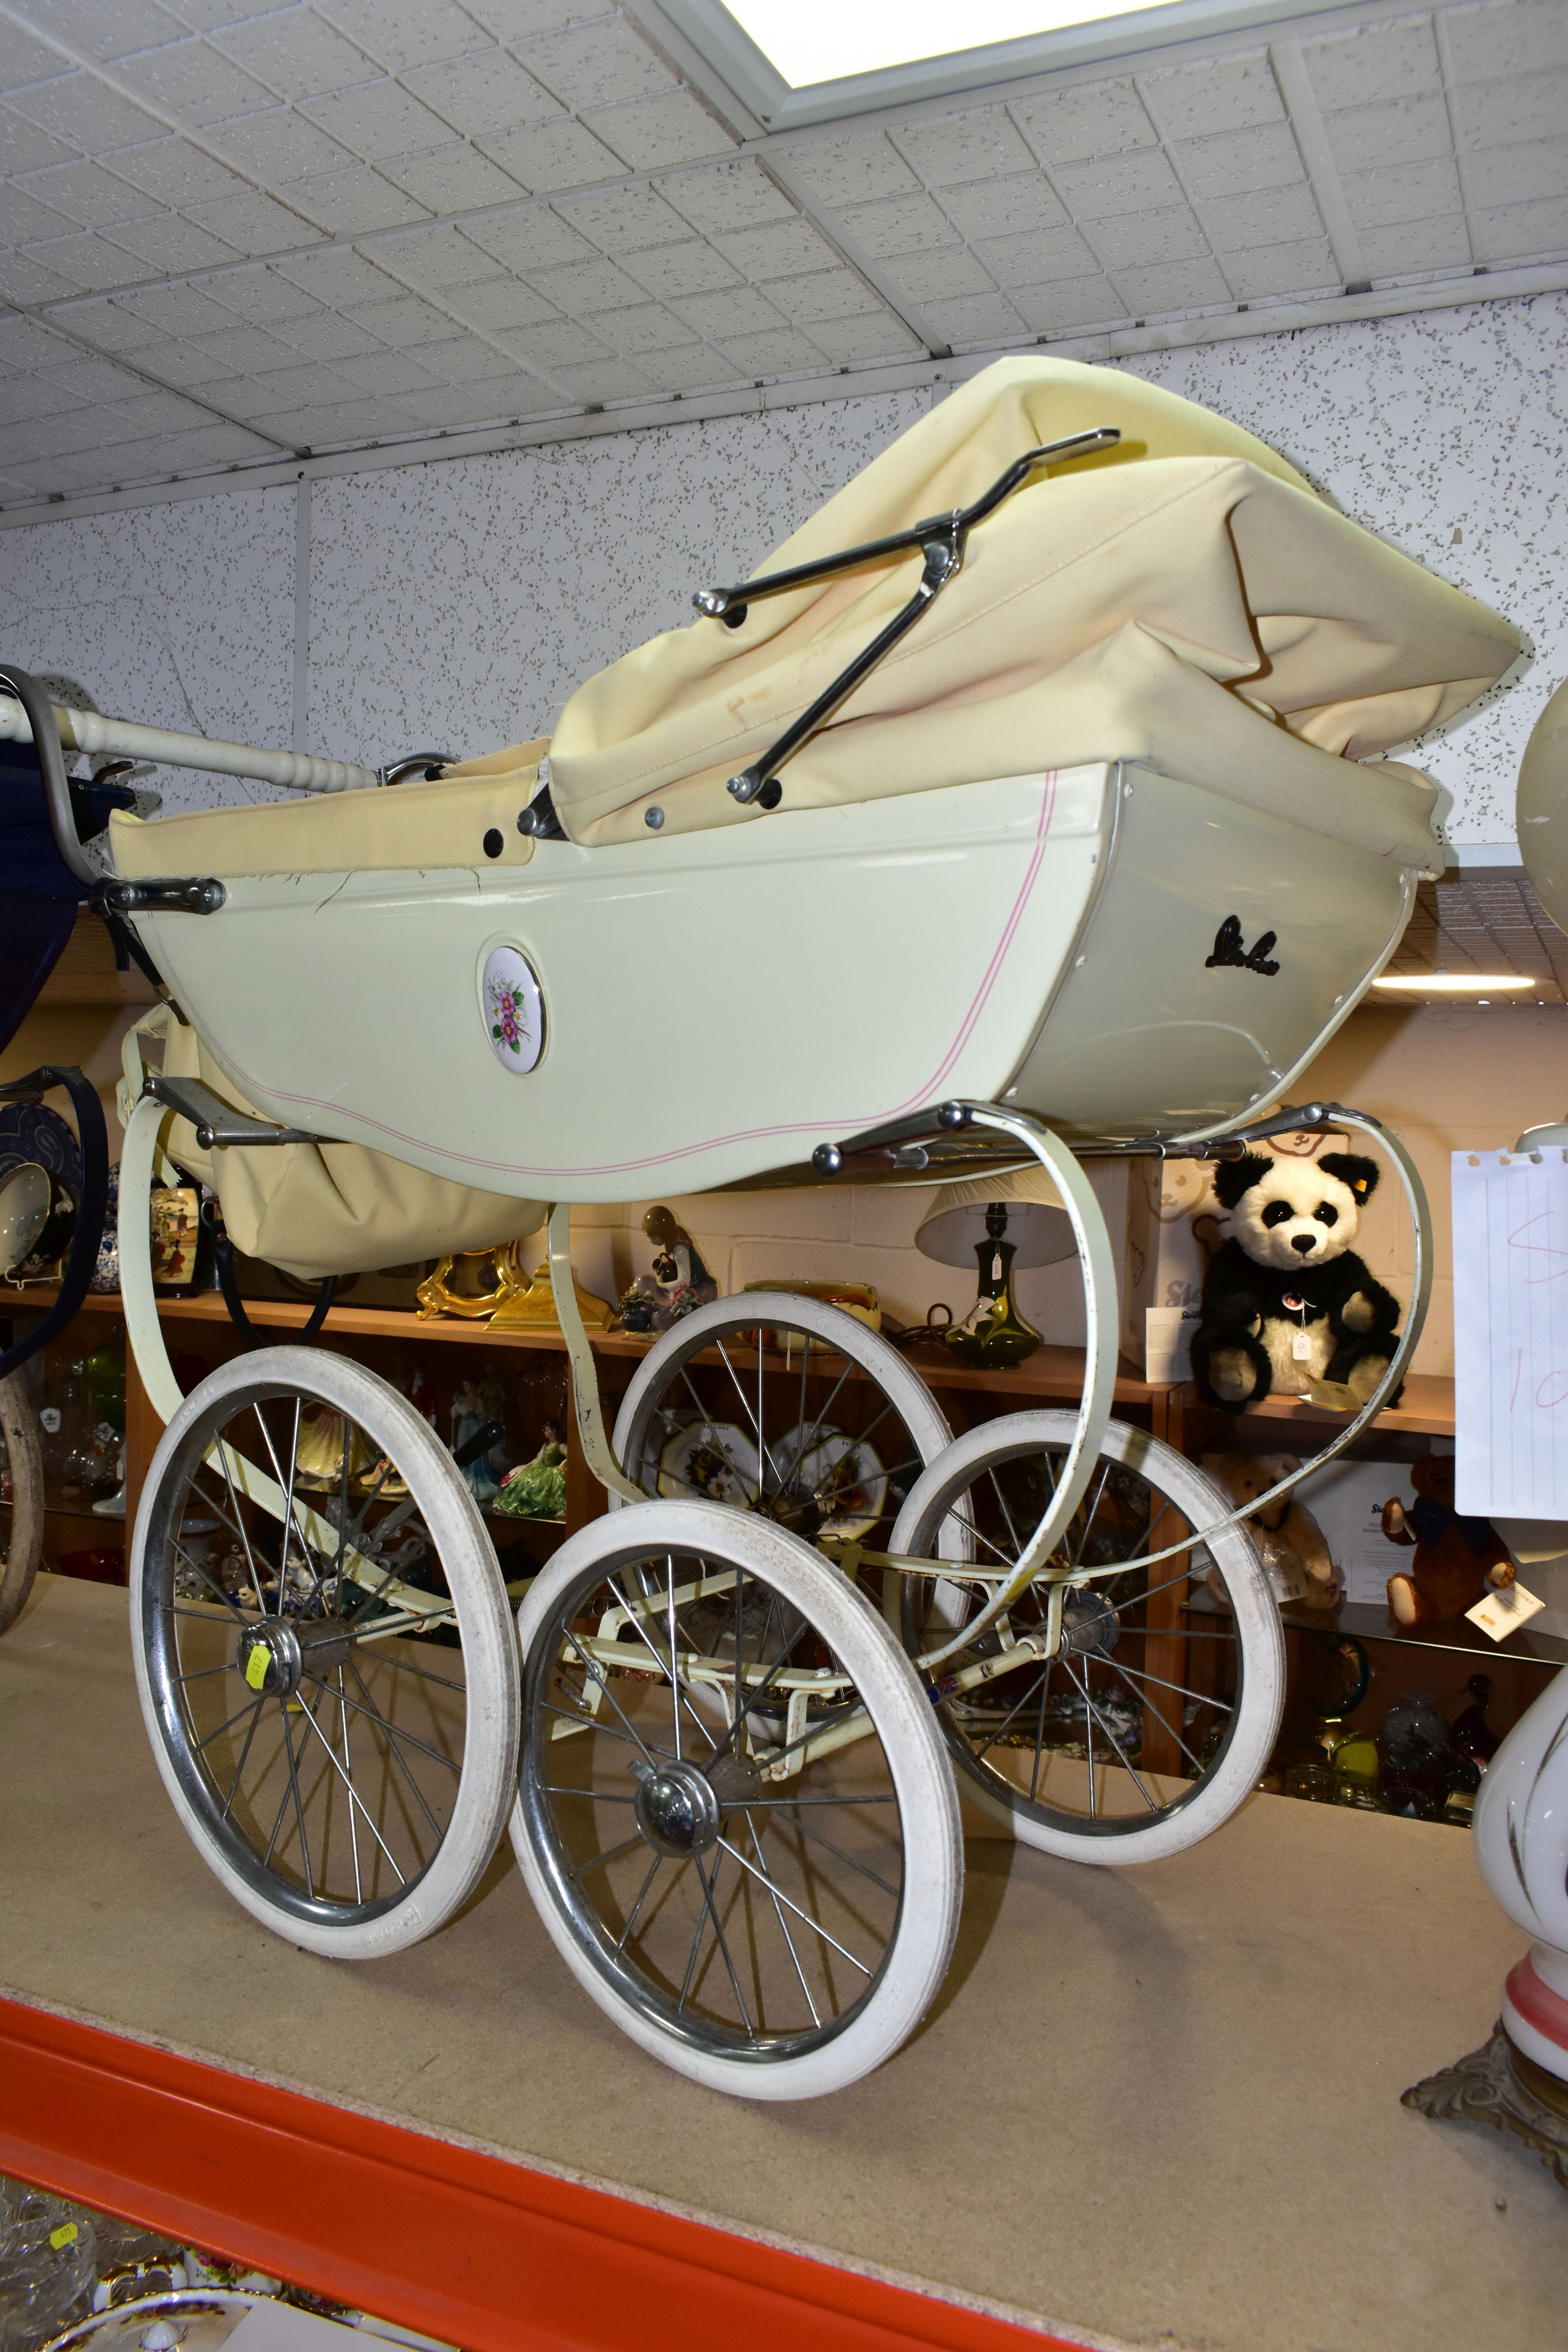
0, 484, 295, 817
304, 388, 930, 766
1119, 290, 1568, 849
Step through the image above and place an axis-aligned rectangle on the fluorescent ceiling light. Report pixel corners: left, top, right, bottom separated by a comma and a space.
1372, 974, 1534, 991
722, 0, 1187, 86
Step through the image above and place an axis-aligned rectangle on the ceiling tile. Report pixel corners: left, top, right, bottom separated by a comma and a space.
444, 274, 561, 329
99, 136, 245, 205
327, 345, 444, 393
207, 265, 319, 322
299, 74, 459, 157
289, 163, 426, 232
1341, 158, 1464, 230
410, 332, 521, 381
764, 267, 891, 325
1, 114, 79, 171
118, 37, 278, 121
46, 296, 161, 350
893, 108, 1037, 189
0, 20, 70, 91
102, 211, 241, 270
461, 206, 598, 273
477, 114, 625, 192
1176, 122, 1304, 201
917, 288, 1023, 345
1196, 179, 1324, 249
940, 175, 1066, 241
373, 223, 498, 290
1474, 190, 1568, 256
546, 354, 660, 401
1323, 91, 1454, 176
584, 90, 733, 171
0, 185, 82, 246
514, 18, 675, 112
657, 157, 795, 234
183, 185, 321, 251
523, 253, 645, 308
21, 158, 166, 227
314, 0, 495, 73
52, 349, 168, 403
671, 282, 787, 338
248, 357, 364, 405
1444, 0, 1568, 82
492, 317, 609, 367
22, 230, 144, 290
1010, 78, 1155, 165
882, 245, 995, 302
1009, 274, 1125, 330
278, 307, 383, 358
590, 299, 698, 352
381, 143, 525, 211
206, 7, 377, 103
7, 71, 167, 152
348, 292, 459, 345
1110, 254, 1232, 309
133, 339, 251, 391
118, 277, 235, 332
1301, 18, 1441, 112
459, 0, 579, 44
835, 189, 960, 260
710, 216, 838, 278
1054, 147, 1184, 218
638, 343, 732, 391
1138, 52, 1283, 140
554, 181, 692, 252
1360, 214, 1474, 272
973, 223, 1101, 284
185, 319, 299, 370
274, 243, 397, 301
782, 136, 921, 209
402, 49, 559, 139
620, 239, 739, 299
210, 102, 355, 179
1090, 205, 1209, 268
716, 326, 824, 374
1466, 134, 1567, 207
1217, 236, 1338, 297
0, 250, 80, 301
1456, 69, 1568, 150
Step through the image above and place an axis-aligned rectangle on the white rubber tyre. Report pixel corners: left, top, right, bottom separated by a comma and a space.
611, 1293, 956, 1516
512, 1497, 963, 2100
131, 1347, 519, 1958
0, 1373, 44, 1636
890, 1412, 1284, 1866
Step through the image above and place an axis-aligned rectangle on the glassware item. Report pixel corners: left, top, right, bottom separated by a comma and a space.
41, 1362, 91, 1502
944, 1208, 1042, 1370
1331, 1729, 1383, 1809
0, 2183, 97, 2351
1381, 1689, 1455, 1820
1451, 1671, 1501, 1767
82, 1330, 125, 1437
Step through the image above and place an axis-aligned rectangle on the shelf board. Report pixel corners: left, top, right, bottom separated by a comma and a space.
1279, 1595, 1567, 1667
1172, 1372, 1455, 1437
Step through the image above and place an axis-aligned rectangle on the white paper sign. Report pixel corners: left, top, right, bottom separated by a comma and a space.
1453, 1149, 1568, 1517
1466, 1581, 1546, 1643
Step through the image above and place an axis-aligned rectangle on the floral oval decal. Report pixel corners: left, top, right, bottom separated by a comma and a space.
481, 944, 545, 1075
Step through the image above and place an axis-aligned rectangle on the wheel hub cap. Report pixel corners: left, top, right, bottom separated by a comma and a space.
631, 1757, 724, 1857
1060, 1590, 1120, 1659
237, 1617, 301, 1697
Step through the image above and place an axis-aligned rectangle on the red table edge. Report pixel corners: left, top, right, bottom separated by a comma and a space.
0, 1996, 1089, 2352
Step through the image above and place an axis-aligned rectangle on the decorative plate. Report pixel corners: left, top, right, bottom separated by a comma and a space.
780, 1425, 888, 1541
480, 944, 545, 1076
657, 1420, 760, 1508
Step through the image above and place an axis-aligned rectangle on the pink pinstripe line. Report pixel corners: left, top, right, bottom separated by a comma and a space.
209, 774, 1060, 1183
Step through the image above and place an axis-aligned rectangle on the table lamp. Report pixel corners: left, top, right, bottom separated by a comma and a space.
915, 1170, 1074, 1369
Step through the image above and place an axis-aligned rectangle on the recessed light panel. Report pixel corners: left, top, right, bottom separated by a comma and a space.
722, 0, 1189, 88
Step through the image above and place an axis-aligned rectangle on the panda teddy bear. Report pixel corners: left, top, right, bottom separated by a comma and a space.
1190, 1150, 1403, 1411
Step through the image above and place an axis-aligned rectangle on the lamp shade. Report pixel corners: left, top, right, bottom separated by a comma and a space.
915, 1169, 1075, 1271
1519, 675, 1568, 936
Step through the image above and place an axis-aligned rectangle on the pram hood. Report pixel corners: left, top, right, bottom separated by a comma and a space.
531, 356, 1521, 853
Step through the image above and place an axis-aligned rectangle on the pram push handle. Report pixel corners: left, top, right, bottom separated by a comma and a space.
0, 681, 378, 797
698, 427, 1120, 811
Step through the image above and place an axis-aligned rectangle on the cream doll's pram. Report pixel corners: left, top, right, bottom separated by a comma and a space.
5, 358, 1520, 2100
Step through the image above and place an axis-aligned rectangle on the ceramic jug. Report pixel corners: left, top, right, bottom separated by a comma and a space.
1474, 1661, 1568, 2080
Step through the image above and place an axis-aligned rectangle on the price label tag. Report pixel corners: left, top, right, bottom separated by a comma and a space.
1466, 1583, 1546, 1643
1292, 1330, 1313, 1360
49, 2224, 78, 2252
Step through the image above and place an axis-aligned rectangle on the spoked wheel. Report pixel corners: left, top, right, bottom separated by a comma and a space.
612, 1294, 956, 1550
512, 1499, 962, 2099
130, 1347, 519, 1956
889, 1413, 1283, 1864
0, 1374, 44, 1635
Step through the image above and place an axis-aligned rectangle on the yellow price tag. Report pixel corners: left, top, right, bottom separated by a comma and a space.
49, 2224, 78, 2251
244, 1644, 270, 1691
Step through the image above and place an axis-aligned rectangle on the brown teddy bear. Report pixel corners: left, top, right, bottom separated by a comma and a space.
1199, 1451, 1341, 1608
1382, 1455, 1513, 1626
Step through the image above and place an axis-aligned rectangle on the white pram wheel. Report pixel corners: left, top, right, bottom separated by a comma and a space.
889, 1414, 1284, 1866
130, 1348, 519, 1957
612, 1294, 955, 1541
0, 1373, 44, 1635
512, 1499, 962, 2099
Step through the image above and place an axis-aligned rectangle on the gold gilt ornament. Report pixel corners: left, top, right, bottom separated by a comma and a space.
417, 1241, 613, 1331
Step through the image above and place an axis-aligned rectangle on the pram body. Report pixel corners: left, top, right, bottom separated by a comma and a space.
2, 356, 1524, 2100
